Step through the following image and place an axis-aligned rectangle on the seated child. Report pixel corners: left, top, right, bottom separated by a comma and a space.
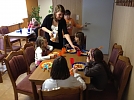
65, 32, 86, 51
29, 21, 40, 41
35, 36, 54, 67
42, 56, 86, 91
84, 48, 109, 91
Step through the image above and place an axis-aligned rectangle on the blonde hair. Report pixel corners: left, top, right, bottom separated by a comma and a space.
36, 36, 47, 51
53, 4, 65, 20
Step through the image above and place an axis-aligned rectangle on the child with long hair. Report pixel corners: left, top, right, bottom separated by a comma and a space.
74, 32, 85, 50
35, 36, 54, 67
42, 56, 86, 90
65, 32, 85, 51
84, 48, 110, 91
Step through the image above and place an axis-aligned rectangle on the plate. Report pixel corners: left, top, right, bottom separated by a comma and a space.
81, 50, 88, 56
67, 49, 76, 54
72, 62, 86, 71
40, 62, 52, 69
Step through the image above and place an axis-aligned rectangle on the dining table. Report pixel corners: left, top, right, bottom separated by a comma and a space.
5, 28, 35, 43
29, 49, 90, 100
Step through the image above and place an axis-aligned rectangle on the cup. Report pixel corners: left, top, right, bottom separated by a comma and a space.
28, 28, 30, 32
77, 50, 81, 56
20, 28, 22, 33
61, 47, 66, 54
58, 51, 62, 56
70, 58, 74, 67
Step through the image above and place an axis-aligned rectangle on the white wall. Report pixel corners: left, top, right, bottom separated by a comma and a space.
38, 0, 52, 24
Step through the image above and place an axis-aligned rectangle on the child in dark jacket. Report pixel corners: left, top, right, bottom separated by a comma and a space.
84, 48, 109, 91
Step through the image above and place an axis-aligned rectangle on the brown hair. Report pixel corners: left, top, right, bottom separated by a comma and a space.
36, 36, 47, 51
75, 32, 84, 46
50, 56, 70, 80
53, 4, 65, 20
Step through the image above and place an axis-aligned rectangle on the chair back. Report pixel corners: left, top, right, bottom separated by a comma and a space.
23, 42, 35, 66
0, 26, 9, 35
108, 43, 123, 72
38, 28, 45, 37
38, 87, 83, 100
4, 50, 30, 85
0, 36, 4, 50
3, 35, 21, 55
113, 56, 132, 100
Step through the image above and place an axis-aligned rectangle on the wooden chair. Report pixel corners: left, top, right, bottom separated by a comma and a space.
108, 43, 123, 72
38, 28, 45, 37
87, 55, 132, 100
3, 35, 21, 55
38, 87, 83, 100
23, 42, 36, 73
0, 50, 6, 83
0, 26, 21, 46
4, 50, 40, 100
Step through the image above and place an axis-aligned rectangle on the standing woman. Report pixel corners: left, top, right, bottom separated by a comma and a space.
41, 4, 77, 49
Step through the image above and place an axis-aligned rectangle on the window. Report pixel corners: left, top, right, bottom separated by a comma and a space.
0, 0, 28, 26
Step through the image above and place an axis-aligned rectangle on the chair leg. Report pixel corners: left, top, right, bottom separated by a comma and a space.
19, 40, 21, 46
0, 72, 3, 83
14, 91, 18, 100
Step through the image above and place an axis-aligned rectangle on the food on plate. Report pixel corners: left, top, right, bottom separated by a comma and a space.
52, 52, 59, 55
67, 49, 76, 53
73, 63, 85, 69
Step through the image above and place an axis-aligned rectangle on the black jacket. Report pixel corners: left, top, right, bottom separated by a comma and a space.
84, 61, 108, 90
41, 14, 69, 49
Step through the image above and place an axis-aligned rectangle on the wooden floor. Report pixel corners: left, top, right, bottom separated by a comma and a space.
0, 40, 108, 100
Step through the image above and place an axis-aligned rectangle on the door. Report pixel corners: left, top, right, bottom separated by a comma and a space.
82, 0, 114, 54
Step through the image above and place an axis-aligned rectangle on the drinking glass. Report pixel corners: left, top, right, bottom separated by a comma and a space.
77, 50, 81, 56
70, 58, 74, 67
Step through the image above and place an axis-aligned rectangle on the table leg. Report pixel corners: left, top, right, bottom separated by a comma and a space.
31, 82, 38, 100
26, 38, 28, 43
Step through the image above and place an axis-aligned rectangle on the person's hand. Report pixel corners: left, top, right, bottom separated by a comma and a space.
86, 56, 90, 62
49, 31, 53, 37
88, 49, 94, 61
73, 68, 78, 73
65, 44, 70, 48
71, 45, 80, 50
49, 54, 55, 59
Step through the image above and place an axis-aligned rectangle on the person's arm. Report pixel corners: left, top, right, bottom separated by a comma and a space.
41, 15, 53, 37
64, 34, 75, 48
61, 18, 75, 49
47, 45, 53, 51
73, 73, 86, 90
36, 47, 50, 61
72, 18, 83, 28
84, 64, 102, 77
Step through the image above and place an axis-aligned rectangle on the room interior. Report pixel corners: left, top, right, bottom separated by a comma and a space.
0, 0, 134, 100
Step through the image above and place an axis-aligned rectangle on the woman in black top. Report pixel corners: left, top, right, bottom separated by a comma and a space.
41, 4, 77, 49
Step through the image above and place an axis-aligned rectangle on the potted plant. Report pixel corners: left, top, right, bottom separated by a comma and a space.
30, 6, 42, 24
48, 6, 53, 14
